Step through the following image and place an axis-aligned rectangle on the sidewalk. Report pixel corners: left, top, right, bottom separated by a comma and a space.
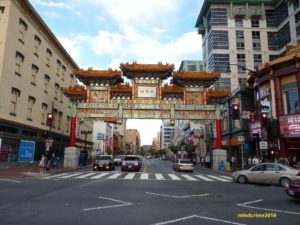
0, 162, 89, 178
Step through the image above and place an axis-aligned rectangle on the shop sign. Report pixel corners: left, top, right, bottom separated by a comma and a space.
260, 141, 268, 150
249, 121, 261, 136
279, 114, 300, 138
18, 140, 35, 163
238, 136, 245, 142
268, 141, 279, 149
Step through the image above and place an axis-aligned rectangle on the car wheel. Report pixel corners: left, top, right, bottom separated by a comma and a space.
238, 175, 247, 184
279, 177, 290, 187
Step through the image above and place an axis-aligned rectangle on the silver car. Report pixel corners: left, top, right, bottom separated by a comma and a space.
173, 159, 194, 172
232, 163, 300, 186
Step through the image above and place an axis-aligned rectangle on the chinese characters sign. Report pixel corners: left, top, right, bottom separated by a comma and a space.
137, 86, 156, 98
279, 114, 300, 138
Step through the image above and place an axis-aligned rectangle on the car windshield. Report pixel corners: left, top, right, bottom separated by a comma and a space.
179, 159, 192, 164
115, 155, 124, 159
124, 156, 138, 161
96, 156, 111, 160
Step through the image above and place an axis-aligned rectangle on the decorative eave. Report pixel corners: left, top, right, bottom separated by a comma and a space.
206, 89, 230, 100
74, 68, 123, 85
62, 85, 87, 100
161, 85, 184, 94
120, 62, 174, 79
172, 71, 220, 88
110, 84, 132, 93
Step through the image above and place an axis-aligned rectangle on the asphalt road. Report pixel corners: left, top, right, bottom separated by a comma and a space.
0, 158, 299, 225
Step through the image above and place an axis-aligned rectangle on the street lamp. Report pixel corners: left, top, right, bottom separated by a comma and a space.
81, 130, 92, 165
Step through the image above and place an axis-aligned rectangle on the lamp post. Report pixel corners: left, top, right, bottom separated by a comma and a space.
229, 64, 262, 157
81, 130, 92, 165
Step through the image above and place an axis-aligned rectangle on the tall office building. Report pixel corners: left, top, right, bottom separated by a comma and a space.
0, 0, 91, 161
160, 121, 175, 150
195, 0, 300, 91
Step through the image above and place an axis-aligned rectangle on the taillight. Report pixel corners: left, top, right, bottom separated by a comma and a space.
134, 162, 138, 166
122, 162, 127, 166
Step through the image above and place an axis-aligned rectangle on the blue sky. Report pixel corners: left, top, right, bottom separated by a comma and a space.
29, 0, 204, 145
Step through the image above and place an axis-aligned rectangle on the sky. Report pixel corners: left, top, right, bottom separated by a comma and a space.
29, 0, 204, 145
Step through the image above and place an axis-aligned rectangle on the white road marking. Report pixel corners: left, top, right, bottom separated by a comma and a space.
59, 172, 83, 178
107, 173, 122, 179
146, 192, 209, 199
42, 172, 71, 179
194, 174, 214, 181
140, 173, 149, 180
0, 178, 21, 183
220, 175, 233, 180
181, 174, 197, 181
207, 175, 230, 182
82, 196, 132, 211
167, 174, 181, 180
124, 173, 135, 179
90, 172, 109, 179
237, 199, 300, 215
155, 173, 164, 180
152, 215, 246, 225
76, 172, 96, 179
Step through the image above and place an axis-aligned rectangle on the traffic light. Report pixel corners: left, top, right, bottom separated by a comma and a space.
261, 112, 268, 128
46, 113, 54, 126
232, 104, 239, 119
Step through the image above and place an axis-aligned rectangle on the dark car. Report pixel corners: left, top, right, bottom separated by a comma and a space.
92, 155, 115, 171
113, 155, 125, 166
121, 155, 142, 172
285, 180, 300, 199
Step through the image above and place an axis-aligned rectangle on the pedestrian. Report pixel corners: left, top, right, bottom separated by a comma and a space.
230, 156, 236, 171
252, 155, 259, 166
39, 155, 46, 174
247, 156, 252, 169
290, 156, 298, 168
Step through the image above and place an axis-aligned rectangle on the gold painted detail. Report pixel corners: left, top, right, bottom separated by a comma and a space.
120, 62, 174, 72
74, 68, 121, 78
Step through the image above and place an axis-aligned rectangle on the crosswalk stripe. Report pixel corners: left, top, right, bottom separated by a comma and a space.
168, 174, 181, 180
107, 173, 122, 179
181, 174, 198, 181
59, 172, 83, 178
76, 172, 97, 178
90, 172, 109, 179
140, 173, 149, 180
194, 174, 214, 181
207, 175, 230, 182
124, 173, 135, 179
42, 172, 71, 179
155, 173, 164, 180
220, 175, 232, 180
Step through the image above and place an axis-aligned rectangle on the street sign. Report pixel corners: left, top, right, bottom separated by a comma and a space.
238, 136, 245, 142
260, 141, 268, 149
242, 111, 251, 119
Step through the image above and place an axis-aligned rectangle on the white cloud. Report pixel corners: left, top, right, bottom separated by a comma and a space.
31, 0, 72, 9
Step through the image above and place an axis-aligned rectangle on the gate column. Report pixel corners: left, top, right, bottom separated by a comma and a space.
216, 104, 222, 149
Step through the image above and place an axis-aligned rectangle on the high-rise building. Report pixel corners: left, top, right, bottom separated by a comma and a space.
160, 121, 175, 150
125, 129, 141, 154
0, 0, 91, 162
195, 0, 300, 91
179, 60, 203, 71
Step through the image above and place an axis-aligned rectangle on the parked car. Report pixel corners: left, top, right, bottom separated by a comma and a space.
232, 163, 300, 186
285, 180, 300, 199
121, 155, 142, 172
113, 155, 124, 166
92, 155, 115, 171
145, 154, 152, 159
173, 159, 194, 172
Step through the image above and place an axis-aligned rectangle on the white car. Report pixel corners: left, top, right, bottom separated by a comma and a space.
173, 159, 194, 172
232, 163, 300, 186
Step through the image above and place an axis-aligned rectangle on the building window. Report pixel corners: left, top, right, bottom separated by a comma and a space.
252, 31, 261, 51
295, 11, 300, 37
44, 74, 50, 93
237, 54, 246, 73
27, 96, 35, 121
31, 64, 39, 85
70, 74, 75, 86
58, 112, 63, 130
207, 8, 228, 29
251, 20, 259, 28
269, 55, 279, 61
187, 64, 196, 71
0, 6, 5, 14
41, 103, 48, 125
207, 30, 229, 53
15, 51, 24, 76
235, 19, 243, 28
34, 35, 41, 57
236, 30, 245, 50
52, 109, 57, 128
54, 83, 60, 100
56, 59, 61, 76
213, 78, 230, 90
19, 18, 27, 44
66, 116, 70, 132
238, 78, 247, 85
294, 0, 300, 10
253, 54, 262, 68
282, 89, 299, 115
11, 88, 20, 116
268, 32, 279, 51
46, 48, 52, 67
208, 54, 229, 73
60, 89, 63, 103
62, 65, 66, 80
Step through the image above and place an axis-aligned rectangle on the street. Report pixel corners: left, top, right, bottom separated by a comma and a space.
0, 158, 299, 225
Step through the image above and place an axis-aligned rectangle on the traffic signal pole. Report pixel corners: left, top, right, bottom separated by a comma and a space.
216, 105, 222, 149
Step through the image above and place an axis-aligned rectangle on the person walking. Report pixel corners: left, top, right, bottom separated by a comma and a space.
230, 156, 236, 171
39, 155, 46, 174
252, 155, 259, 166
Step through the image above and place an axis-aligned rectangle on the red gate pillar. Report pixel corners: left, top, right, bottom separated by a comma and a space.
69, 102, 77, 147
216, 105, 222, 149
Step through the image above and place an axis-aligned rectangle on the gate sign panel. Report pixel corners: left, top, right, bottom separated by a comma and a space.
18, 140, 35, 163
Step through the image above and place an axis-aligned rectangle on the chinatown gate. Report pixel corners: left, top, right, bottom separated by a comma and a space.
62, 62, 229, 169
